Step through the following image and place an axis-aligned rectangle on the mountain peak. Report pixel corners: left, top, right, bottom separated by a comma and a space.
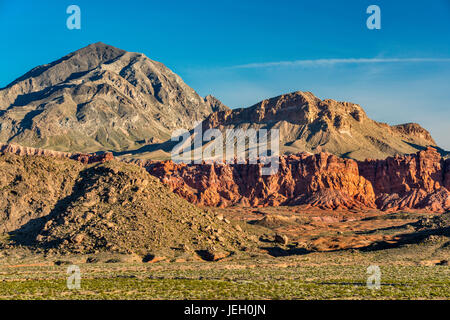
0, 43, 216, 153
71, 42, 126, 62
77, 42, 124, 53
1, 42, 127, 91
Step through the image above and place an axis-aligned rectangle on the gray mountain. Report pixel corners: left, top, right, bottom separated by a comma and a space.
0, 42, 216, 153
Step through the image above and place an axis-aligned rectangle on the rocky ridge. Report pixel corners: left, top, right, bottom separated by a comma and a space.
145, 147, 450, 212
200, 91, 437, 160
0, 142, 113, 164
0, 153, 254, 259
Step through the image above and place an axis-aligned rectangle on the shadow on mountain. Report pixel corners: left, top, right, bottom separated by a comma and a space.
340, 151, 355, 159
7, 84, 74, 108
66, 70, 91, 82
19, 109, 45, 130
352, 222, 412, 235
8, 166, 100, 248
403, 141, 450, 157
1, 55, 74, 90
4, 109, 47, 142
359, 226, 450, 252
112, 139, 178, 156
261, 246, 311, 257
3, 69, 94, 110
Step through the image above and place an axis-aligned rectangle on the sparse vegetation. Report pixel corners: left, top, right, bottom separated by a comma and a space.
0, 263, 448, 300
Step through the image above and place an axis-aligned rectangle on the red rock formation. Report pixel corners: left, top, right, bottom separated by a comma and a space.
146, 147, 449, 212
0, 143, 73, 158
358, 147, 449, 211
146, 152, 376, 209
71, 152, 114, 164
0, 143, 114, 165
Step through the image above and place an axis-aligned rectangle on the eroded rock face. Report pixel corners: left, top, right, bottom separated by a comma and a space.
146, 147, 450, 212
199, 91, 437, 161
0, 143, 113, 164
358, 147, 450, 212
145, 152, 376, 209
0, 143, 73, 158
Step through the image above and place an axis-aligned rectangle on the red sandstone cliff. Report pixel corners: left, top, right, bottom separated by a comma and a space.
144, 153, 376, 209
145, 147, 449, 212
358, 147, 450, 211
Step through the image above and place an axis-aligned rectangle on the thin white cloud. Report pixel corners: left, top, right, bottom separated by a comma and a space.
231, 58, 450, 69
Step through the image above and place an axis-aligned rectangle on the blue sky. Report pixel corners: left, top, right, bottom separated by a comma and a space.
1, 0, 449, 148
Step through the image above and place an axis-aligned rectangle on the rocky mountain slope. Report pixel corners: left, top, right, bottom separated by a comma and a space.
0, 153, 254, 259
0, 42, 218, 153
200, 91, 438, 160
145, 147, 450, 212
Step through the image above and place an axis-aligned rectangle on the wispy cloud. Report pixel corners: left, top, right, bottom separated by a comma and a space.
230, 58, 450, 69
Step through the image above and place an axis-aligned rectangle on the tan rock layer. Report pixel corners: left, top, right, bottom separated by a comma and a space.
0, 143, 113, 164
